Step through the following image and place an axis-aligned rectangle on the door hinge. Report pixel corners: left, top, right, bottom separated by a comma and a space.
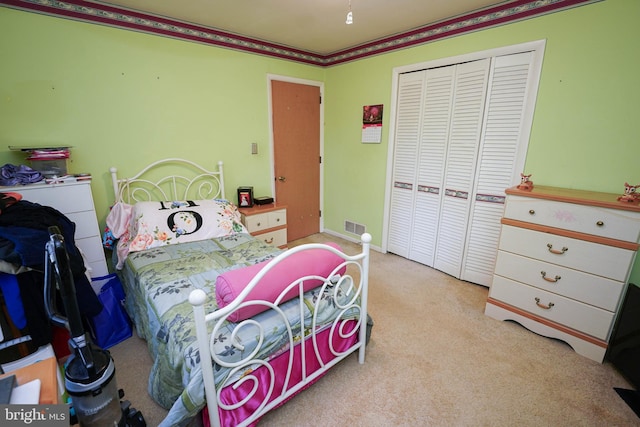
319, 156, 322, 163
319, 95, 322, 104
319, 210, 322, 218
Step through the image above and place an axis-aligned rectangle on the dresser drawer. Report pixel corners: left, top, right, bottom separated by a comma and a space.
498, 225, 634, 281
490, 275, 615, 340
12, 183, 95, 214
504, 195, 640, 242
67, 211, 101, 240
494, 251, 624, 311
253, 228, 287, 248
243, 209, 286, 232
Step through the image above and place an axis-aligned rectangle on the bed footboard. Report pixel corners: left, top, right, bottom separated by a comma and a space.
190, 233, 371, 427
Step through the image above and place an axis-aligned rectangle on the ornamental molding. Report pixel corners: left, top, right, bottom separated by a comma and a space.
1, 0, 601, 67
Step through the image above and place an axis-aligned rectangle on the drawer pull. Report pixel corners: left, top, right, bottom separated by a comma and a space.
540, 271, 561, 283
546, 244, 568, 254
256, 222, 261, 227
528, 209, 535, 215
534, 297, 555, 310
264, 237, 274, 244
596, 220, 604, 227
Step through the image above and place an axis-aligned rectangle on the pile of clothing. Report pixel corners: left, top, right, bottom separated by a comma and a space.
0, 192, 102, 347
0, 164, 43, 186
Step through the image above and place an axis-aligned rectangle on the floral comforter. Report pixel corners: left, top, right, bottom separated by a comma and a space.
118, 233, 356, 426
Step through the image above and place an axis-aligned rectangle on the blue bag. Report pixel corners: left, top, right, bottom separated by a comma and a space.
88, 274, 132, 349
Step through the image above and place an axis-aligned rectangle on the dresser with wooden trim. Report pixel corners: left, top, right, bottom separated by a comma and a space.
2, 180, 109, 279
239, 204, 287, 248
484, 185, 640, 362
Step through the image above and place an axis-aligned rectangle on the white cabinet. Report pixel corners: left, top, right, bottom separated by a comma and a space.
239, 204, 287, 248
2, 180, 108, 278
387, 52, 537, 286
485, 185, 640, 362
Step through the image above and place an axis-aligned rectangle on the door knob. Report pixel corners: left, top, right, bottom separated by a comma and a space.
277, 176, 287, 182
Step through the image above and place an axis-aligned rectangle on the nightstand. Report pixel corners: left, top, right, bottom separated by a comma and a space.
239, 204, 287, 248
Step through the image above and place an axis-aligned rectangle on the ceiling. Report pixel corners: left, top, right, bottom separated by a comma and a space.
89, 0, 507, 55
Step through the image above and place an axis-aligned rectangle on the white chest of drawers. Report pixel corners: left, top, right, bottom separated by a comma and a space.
239, 204, 288, 248
2, 180, 109, 279
485, 185, 640, 362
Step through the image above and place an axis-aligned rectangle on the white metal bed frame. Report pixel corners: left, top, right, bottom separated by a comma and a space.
190, 232, 370, 427
108, 158, 370, 426
110, 158, 225, 204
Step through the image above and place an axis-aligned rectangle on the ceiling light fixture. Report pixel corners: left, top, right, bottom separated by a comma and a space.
345, 0, 353, 25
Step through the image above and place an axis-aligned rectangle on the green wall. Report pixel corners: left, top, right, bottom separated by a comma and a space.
322, 0, 640, 283
0, 7, 323, 220
2, 0, 640, 282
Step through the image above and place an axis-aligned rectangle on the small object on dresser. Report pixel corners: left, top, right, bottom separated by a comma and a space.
516, 173, 534, 190
237, 186, 254, 207
617, 182, 640, 203
254, 196, 274, 205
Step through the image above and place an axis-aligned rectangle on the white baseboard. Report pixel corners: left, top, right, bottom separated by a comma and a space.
322, 228, 382, 253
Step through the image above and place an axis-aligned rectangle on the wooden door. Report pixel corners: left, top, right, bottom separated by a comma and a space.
271, 80, 321, 242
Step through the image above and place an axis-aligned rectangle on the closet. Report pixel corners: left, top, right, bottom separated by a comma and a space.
386, 46, 542, 287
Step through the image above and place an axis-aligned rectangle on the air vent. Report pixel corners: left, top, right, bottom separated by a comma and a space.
344, 220, 366, 236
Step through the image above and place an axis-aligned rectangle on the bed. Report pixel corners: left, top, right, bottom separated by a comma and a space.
107, 158, 370, 427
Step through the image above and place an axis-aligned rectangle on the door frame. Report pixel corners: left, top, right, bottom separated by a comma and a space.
381, 39, 546, 253
267, 74, 325, 232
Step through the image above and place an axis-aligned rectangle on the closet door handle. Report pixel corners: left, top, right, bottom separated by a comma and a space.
540, 271, 561, 283
547, 244, 568, 254
534, 297, 554, 310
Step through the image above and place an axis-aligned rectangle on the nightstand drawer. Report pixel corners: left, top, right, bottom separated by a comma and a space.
243, 209, 286, 232
253, 229, 287, 247
504, 195, 640, 242
490, 275, 615, 340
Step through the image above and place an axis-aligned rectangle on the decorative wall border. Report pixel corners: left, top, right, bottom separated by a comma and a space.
0, 0, 601, 67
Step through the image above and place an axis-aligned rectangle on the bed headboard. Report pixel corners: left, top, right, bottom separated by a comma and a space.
110, 158, 225, 204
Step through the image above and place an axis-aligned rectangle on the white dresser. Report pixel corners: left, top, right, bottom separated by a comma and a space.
485, 185, 640, 362
2, 180, 109, 279
239, 204, 288, 248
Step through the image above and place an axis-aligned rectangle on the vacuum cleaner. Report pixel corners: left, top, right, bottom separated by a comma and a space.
44, 226, 145, 427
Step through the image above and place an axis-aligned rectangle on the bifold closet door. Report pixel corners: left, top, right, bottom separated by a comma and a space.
386, 66, 456, 264
431, 59, 491, 278
388, 51, 536, 286
461, 51, 537, 285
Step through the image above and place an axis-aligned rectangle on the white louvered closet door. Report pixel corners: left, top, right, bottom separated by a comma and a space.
387, 66, 456, 264
410, 66, 455, 265
461, 51, 536, 285
386, 71, 425, 258
387, 49, 537, 286
432, 59, 491, 278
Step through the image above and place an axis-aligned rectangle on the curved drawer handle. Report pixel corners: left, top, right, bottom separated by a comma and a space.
534, 297, 555, 310
546, 243, 568, 254
540, 271, 561, 283
264, 237, 274, 244
596, 220, 604, 227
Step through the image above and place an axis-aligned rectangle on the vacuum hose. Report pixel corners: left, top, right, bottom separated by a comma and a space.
44, 226, 95, 376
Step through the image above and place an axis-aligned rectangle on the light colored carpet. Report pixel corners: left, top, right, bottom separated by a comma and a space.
109, 233, 639, 426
